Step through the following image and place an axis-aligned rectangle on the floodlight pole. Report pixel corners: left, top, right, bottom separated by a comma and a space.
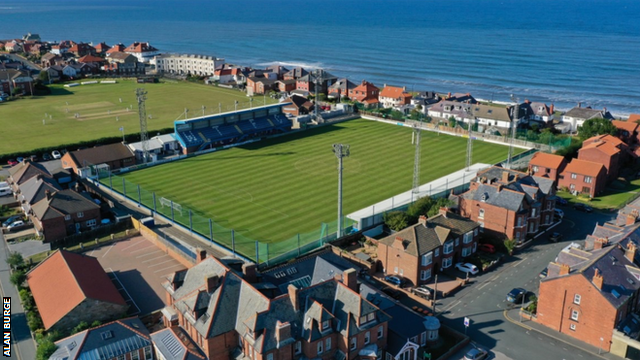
412, 119, 423, 196
507, 95, 519, 169
465, 106, 475, 171
333, 143, 350, 238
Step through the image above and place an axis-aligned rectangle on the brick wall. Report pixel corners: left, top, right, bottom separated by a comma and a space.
50, 298, 128, 331
131, 218, 195, 269
460, 198, 520, 240
579, 147, 619, 181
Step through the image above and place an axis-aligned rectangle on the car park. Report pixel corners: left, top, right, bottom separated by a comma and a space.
455, 263, 479, 275
384, 275, 406, 287
51, 150, 62, 159
548, 232, 563, 242
6, 220, 25, 232
2, 216, 22, 228
411, 286, 432, 299
464, 348, 489, 360
554, 208, 564, 218
573, 203, 593, 213
381, 286, 402, 300
478, 243, 496, 254
506, 288, 526, 303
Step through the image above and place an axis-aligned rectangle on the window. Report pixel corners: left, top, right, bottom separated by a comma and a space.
317, 341, 323, 355
434, 249, 439, 257
267, 354, 274, 360
574, 294, 581, 305
326, 337, 331, 350
364, 331, 370, 345
464, 231, 473, 244
474, 228, 478, 236
64, 215, 71, 221
570, 323, 576, 331
145, 345, 152, 359
86, 219, 96, 227
517, 217, 523, 227
386, 354, 393, 360
295, 341, 302, 355
322, 320, 330, 330
585, 176, 592, 184
420, 269, 431, 280
462, 247, 471, 257
571, 310, 579, 321
531, 208, 537, 217
77, 211, 84, 218
422, 252, 432, 266
359, 316, 367, 325
443, 241, 453, 254
442, 257, 452, 268
367, 313, 375, 322
582, 186, 591, 194
394, 266, 398, 274
377, 326, 384, 339
350, 337, 357, 350
421, 332, 427, 345
478, 208, 485, 219
132, 351, 140, 360
571, 173, 577, 179
117, 355, 125, 360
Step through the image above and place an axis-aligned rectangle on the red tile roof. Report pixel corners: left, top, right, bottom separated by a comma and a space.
106, 44, 125, 54
26, 250, 126, 330
612, 120, 638, 134
352, 80, 378, 93
124, 42, 158, 53
529, 152, 566, 170
93, 42, 110, 51
380, 85, 408, 98
77, 55, 104, 63
580, 140, 620, 156
564, 159, 605, 177
629, 114, 640, 123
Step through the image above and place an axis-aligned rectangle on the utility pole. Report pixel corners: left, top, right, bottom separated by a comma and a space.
412, 118, 423, 196
136, 88, 150, 163
465, 105, 475, 171
333, 143, 350, 238
507, 94, 520, 169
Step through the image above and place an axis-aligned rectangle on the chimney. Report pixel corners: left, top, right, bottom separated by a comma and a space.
626, 243, 637, 262
403, 86, 406, 91
447, 92, 452, 99
343, 268, 358, 293
550, 103, 554, 113
196, 249, 207, 263
45, 189, 51, 201
594, 238, 608, 250
578, 102, 582, 108
22, 158, 27, 165
205, 275, 219, 293
242, 263, 257, 283
501, 171, 510, 184
288, 284, 299, 312
593, 268, 603, 290
628, 210, 640, 226
439, 207, 448, 218
275, 321, 292, 346
559, 263, 571, 276
417, 215, 427, 226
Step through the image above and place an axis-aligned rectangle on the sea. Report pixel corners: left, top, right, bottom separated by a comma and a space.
1, 0, 639, 116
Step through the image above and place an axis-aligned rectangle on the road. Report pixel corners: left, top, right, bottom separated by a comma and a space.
439, 207, 615, 360
2, 53, 42, 71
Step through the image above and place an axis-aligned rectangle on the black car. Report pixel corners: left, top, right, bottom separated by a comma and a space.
539, 267, 548, 278
573, 203, 593, 212
556, 197, 568, 206
506, 288, 526, 303
42, 153, 52, 161
549, 232, 563, 242
381, 286, 402, 300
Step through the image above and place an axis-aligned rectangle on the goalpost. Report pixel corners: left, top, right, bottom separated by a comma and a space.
160, 197, 183, 216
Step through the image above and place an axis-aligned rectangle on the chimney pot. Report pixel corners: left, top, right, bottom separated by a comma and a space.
343, 268, 358, 293
501, 171, 510, 184
559, 263, 571, 275
626, 243, 637, 262
45, 189, 52, 200
439, 207, 449, 218
593, 268, 604, 290
418, 215, 428, 226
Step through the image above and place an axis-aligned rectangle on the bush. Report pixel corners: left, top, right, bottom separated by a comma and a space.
6, 252, 24, 270
27, 311, 43, 332
36, 339, 57, 360
9, 270, 26, 287
384, 211, 410, 232
504, 239, 517, 255
71, 321, 90, 334
19, 289, 34, 312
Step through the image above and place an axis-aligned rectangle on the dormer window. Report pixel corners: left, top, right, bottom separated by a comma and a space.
322, 320, 330, 331
481, 193, 487, 202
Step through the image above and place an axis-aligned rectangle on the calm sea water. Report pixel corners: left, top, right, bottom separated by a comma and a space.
1, 0, 639, 115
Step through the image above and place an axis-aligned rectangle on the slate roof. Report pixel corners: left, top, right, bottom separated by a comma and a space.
108, 51, 136, 62
529, 152, 566, 170
329, 78, 357, 92
446, 93, 477, 103
67, 143, 134, 168
18, 174, 61, 205
564, 106, 613, 120
31, 189, 100, 221
284, 67, 308, 79
124, 41, 158, 53
50, 317, 150, 360
378, 211, 479, 257
26, 250, 126, 330
284, 95, 313, 111
563, 159, 605, 177
429, 100, 473, 119
471, 103, 513, 122
463, 184, 525, 211
151, 327, 207, 360
8, 160, 51, 185
298, 70, 337, 83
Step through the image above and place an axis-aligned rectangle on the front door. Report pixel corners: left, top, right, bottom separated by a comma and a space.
75, 223, 81, 233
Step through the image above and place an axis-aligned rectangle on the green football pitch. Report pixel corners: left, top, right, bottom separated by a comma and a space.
116, 118, 519, 249
0, 80, 274, 156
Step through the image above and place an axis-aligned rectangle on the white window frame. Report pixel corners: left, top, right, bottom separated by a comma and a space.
77, 211, 84, 218
317, 341, 323, 355
464, 231, 473, 244
295, 341, 302, 355
377, 325, 384, 339
442, 257, 452, 268
571, 173, 577, 179
574, 294, 581, 305
350, 337, 357, 350
322, 320, 330, 330
571, 310, 579, 321
367, 313, 375, 322
364, 331, 370, 345
443, 241, 453, 254
435, 248, 439, 257
86, 219, 96, 227
570, 323, 576, 331
533, 165, 539, 173
64, 214, 71, 221
585, 176, 592, 184
455, 238, 459, 247
422, 252, 432, 266
462, 247, 471, 257
131, 351, 140, 360
478, 208, 485, 219
144, 347, 152, 360
474, 228, 478, 236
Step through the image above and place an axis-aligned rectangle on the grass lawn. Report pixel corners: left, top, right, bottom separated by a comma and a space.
557, 178, 640, 211
112, 119, 520, 259
0, 80, 275, 156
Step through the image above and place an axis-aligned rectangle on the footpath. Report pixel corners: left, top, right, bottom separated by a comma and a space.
504, 308, 622, 360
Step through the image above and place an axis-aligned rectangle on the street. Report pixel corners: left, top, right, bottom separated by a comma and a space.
432, 206, 616, 360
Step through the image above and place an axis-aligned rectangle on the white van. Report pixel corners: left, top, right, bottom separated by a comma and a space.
0, 187, 12, 197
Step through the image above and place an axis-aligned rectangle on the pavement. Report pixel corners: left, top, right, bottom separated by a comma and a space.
7, 240, 50, 258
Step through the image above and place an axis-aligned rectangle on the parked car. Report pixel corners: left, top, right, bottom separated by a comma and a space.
506, 288, 526, 303
539, 267, 548, 279
556, 197, 568, 206
42, 153, 52, 161
51, 150, 62, 159
573, 203, 593, 213
554, 208, 564, 218
29, 155, 38, 162
381, 286, 402, 300
455, 263, 479, 275
6, 220, 25, 232
411, 286, 432, 299
549, 232, 563, 242
464, 348, 489, 360
2, 216, 22, 228
478, 243, 496, 254
16, 157, 24, 163
384, 275, 407, 287
7, 159, 18, 166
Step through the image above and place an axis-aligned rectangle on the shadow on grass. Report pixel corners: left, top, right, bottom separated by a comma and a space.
237, 123, 356, 150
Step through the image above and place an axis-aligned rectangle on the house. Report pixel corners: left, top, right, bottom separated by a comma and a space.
410, 91, 440, 111
62, 63, 89, 78
61, 142, 136, 176
328, 78, 357, 100
92, 41, 110, 54
77, 54, 105, 65
68, 42, 96, 57
246, 76, 277, 96
537, 242, 640, 353
127, 133, 180, 160
376, 208, 480, 285
457, 166, 556, 242
282, 95, 314, 116
151, 326, 207, 360
528, 152, 567, 183
26, 250, 128, 331
612, 120, 639, 146
124, 42, 160, 63
43, 65, 63, 82
629, 114, 640, 123
0, 69, 34, 95
30, 189, 102, 242
7, 160, 52, 191
22, 32, 40, 41
106, 43, 126, 56
349, 80, 380, 106
295, 71, 338, 94
428, 101, 518, 132
275, 79, 296, 93
28, 43, 46, 56
4, 40, 23, 53
161, 254, 391, 360
16, 174, 62, 214
41, 52, 63, 68
520, 100, 555, 125
104, 51, 145, 75
49, 317, 153, 360
50, 40, 75, 55
211, 67, 244, 85
562, 104, 614, 132
283, 66, 308, 80
579, 134, 627, 181
264, 64, 289, 80
557, 159, 607, 198
427, 100, 472, 122
379, 85, 412, 108
154, 54, 224, 76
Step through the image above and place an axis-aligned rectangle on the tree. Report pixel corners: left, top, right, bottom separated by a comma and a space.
407, 196, 453, 219
6, 252, 24, 270
71, 321, 90, 334
38, 70, 50, 84
9, 270, 25, 287
448, 116, 456, 128
27, 311, 43, 331
11, 87, 23, 96
383, 211, 410, 231
36, 340, 57, 360
578, 118, 617, 140
390, 110, 404, 120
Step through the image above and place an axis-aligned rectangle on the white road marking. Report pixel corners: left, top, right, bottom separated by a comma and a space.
142, 254, 170, 263
148, 259, 177, 268
135, 250, 163, 258
102, 244, 115, 258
